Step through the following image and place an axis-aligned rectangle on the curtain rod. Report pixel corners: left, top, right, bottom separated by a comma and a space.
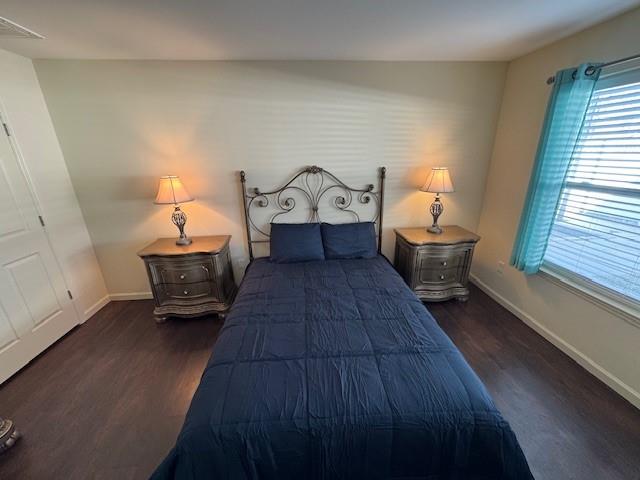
546, 52, 640, 85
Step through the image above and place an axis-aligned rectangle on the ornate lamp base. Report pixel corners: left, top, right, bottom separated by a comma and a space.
0, 418, 20, 454
427, 194, 444, 234
171, 205, 192, 246
175, 235, 192, 246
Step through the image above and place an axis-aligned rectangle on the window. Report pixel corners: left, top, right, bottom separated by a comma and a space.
543, 68, 640, 310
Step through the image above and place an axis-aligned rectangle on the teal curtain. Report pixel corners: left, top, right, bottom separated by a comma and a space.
510, 63, 601, 274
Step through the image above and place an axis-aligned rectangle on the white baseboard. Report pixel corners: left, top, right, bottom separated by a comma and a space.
82, 294, 111, 322
470, 273, 640, 410
109, 291, 153, 301
76, 292, 153, 324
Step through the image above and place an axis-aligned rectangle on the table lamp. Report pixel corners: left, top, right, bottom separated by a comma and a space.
420, 167, 454, 234
155, 175, 194, 245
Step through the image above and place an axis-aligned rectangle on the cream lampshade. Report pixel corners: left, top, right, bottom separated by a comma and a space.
155, 176, 194, 245
155, 175, 194, 205
420, 167, 454, 234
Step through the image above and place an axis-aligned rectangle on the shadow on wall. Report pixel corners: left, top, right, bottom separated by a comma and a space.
34, 59, 506, 293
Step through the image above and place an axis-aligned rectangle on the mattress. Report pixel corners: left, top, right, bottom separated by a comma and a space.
152, 256, 533, 479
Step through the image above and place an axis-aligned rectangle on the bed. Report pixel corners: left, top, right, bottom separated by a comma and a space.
152, 166, 533, 479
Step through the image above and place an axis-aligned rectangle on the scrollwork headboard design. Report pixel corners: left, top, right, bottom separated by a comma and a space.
240, 166, 386, 261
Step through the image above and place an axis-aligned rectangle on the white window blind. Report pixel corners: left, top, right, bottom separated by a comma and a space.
544, 66, 640, 305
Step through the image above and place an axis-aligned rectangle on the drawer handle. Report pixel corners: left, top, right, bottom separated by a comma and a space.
439, 274, 445, 280
179, 274, 186, 280
183, 289, 189, 295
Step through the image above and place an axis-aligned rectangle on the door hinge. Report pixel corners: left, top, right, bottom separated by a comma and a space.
67, 290, 73, 300
2, 123, 9, 137
38, 215, 45, 227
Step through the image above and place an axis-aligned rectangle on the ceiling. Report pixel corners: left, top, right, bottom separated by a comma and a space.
1, 0, 639, 61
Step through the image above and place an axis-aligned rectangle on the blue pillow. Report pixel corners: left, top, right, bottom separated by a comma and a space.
270, 223, 325, 263
321, 222, 377, 259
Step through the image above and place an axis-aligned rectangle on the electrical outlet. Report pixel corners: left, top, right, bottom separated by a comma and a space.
497, 260, 505, 276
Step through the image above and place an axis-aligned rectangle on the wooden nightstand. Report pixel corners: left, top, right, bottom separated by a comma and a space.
394, 225, 480, 302
137, 235, 237, 322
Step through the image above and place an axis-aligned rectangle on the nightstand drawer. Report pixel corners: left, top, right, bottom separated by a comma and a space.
418, 267, 461, 285
149, 259, 213, 285
158, 281, 217, 304
418, 251, 464, 271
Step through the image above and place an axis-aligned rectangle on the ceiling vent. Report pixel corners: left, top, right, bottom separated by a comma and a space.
0, 17, 44, 39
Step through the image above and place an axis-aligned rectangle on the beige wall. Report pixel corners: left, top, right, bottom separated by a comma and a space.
473, 8, 640, 408
33, 60, 507, 296
0, 49, 108, 321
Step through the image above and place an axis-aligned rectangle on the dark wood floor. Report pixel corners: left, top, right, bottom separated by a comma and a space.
1, 285, 639, 479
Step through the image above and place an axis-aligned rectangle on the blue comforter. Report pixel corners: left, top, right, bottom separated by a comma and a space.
152, 256, 533, 479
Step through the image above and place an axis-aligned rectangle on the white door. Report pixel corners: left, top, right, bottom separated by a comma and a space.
0, 116, 78, 384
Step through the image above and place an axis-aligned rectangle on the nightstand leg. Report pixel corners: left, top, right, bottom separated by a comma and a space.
0, 418, 20, 454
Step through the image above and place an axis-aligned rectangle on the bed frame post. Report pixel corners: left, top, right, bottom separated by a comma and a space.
378, 166, 386, 254
240, 171, 254, 261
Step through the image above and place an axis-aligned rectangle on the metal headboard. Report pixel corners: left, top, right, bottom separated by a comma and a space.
240, 165, 386, 261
